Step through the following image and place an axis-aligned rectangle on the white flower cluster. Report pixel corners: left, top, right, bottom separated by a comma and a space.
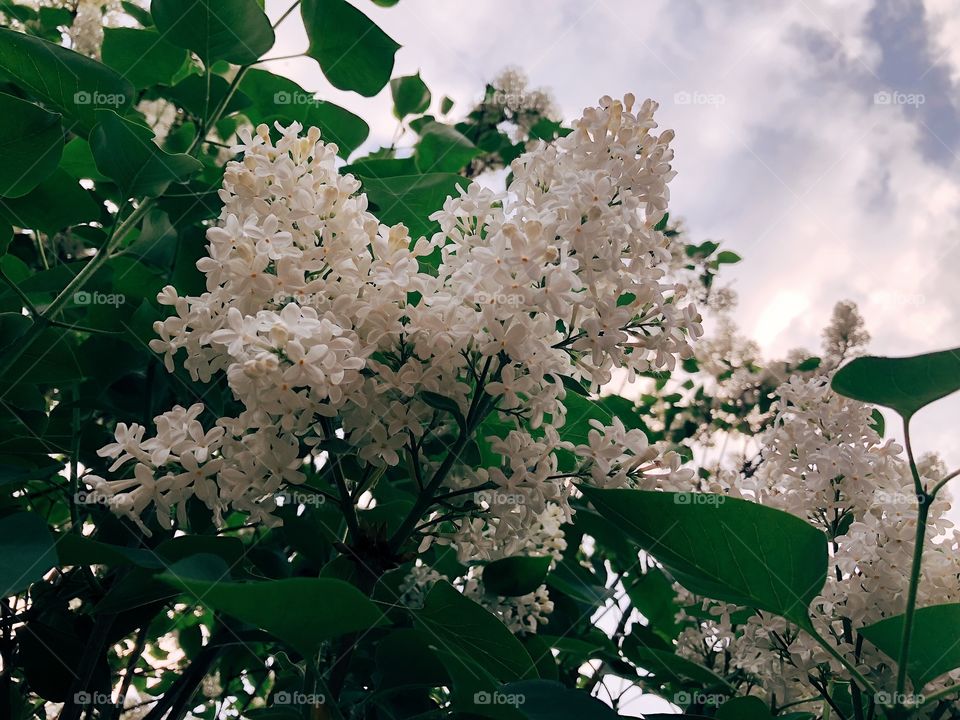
401, 505, 568, 633
68, 0, 105, 58
486, 67, 558, 128
677, 374, 960, 706
88, 96, 700, 629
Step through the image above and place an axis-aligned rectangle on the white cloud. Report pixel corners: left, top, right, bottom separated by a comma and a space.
264, 0, 960, 473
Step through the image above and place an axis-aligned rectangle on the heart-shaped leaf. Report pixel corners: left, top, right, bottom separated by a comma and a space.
579, 488, 827, 630
90, 110, 201, 198
0, 28, 134, 135
151, 0, 274, 65
832, 347, 960, 419
0, 512, 57, 596
158, 554, 386, 656
483, 556, 552, 597
301, 0, 399, 97
859, 603, 960, 689
0, 92, 63, 198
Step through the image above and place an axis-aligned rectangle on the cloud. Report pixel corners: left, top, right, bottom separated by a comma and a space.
263, 0, 960, 456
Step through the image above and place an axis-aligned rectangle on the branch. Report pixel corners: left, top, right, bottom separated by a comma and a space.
896, 417, 930, 701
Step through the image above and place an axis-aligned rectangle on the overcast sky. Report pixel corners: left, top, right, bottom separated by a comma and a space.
262, 0, 960, 469
256, 1, 959, 708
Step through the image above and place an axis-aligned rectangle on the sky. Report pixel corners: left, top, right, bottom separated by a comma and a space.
261, 0, 960, 468
258, 0, 959, 711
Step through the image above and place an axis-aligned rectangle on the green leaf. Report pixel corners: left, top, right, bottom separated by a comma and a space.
0, 92, 63, 198
552, 374, 590, 397
579, 488, 828, 629
239, 69, 369, 158
869, 408, 885, 437
0, 313, 31, 353
413, 582, 537, 688
715, 696, 774, 720
0, 169, 100, 233
0, 2, 36, 22
832, 347, 960, 419
121, 0, 154, 26
685, 240, 719, 258
0, 28, 134, 136
715, 250, 742, 265
544, 558, 612, 608
165, 73, 251, 119
0, 512, 57, 596
498, 680, 619, 719
55, 533, 161, 569
859, 603, 960, 688
158, 555, 387, 655
521, 634, 559, 682
359, 172, 469, 240
391, 72, 431, 118
415, 121, 481, 173
621, 640, 732, 692
301, 0, 399, 97
623, 568, 682, 641
101, 27, 190, 89
420, 390, 466, 428
342, 157, 417, 178
151, 0, 274, 65
441, 95, 454, 114
59, 137, 107, 181
483, 556, 551, 596
90, 110, 202, 197
795, 356, 821, 372
375, 628, 450, 688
